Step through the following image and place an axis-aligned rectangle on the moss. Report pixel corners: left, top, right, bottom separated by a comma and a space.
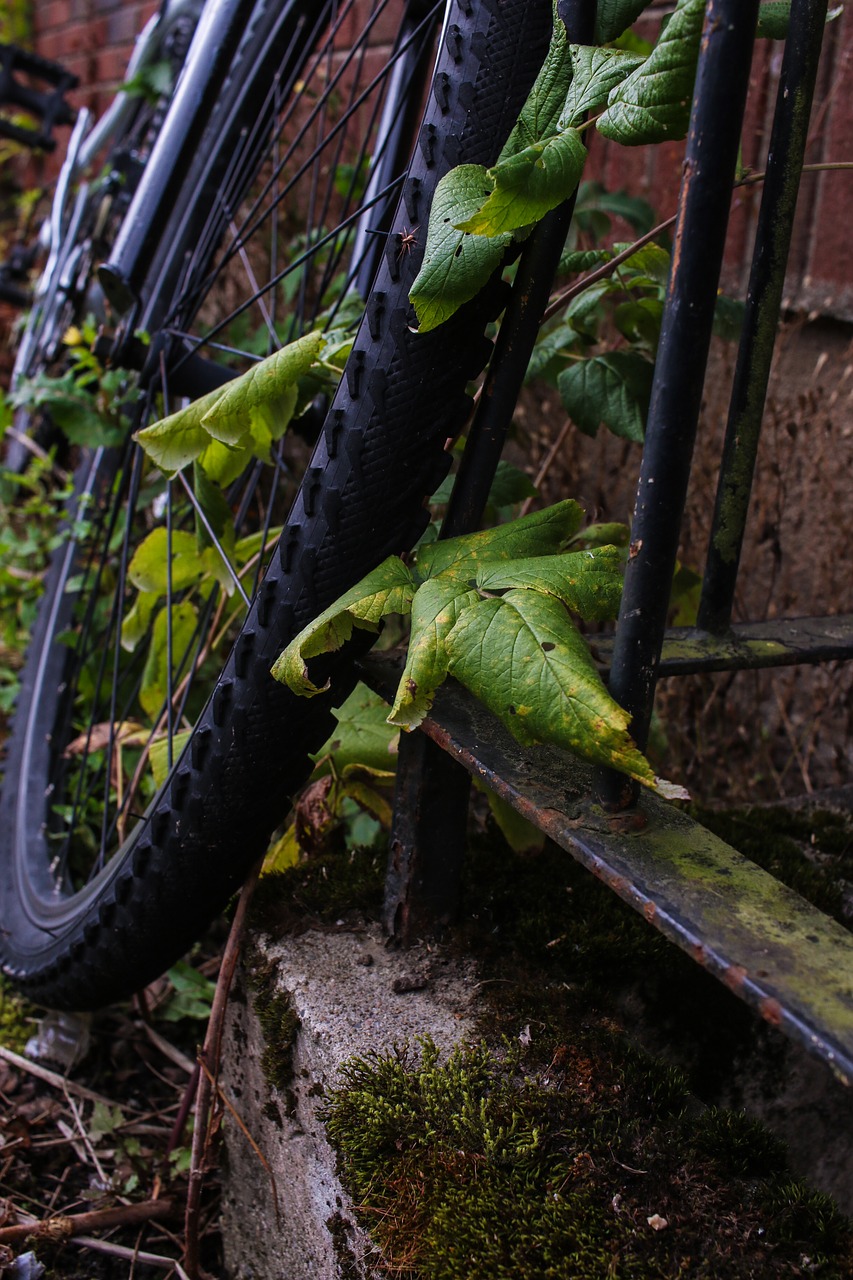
0, 975, 36, 1054
325, 1037, 853, 1279
691, 804, 852, 924
250, 964, 301, 1093
249, 841, 385, 937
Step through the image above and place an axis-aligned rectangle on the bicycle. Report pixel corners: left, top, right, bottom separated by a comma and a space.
0, 0, 556, 1009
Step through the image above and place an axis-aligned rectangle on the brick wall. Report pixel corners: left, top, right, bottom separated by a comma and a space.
18, 1, 853, 318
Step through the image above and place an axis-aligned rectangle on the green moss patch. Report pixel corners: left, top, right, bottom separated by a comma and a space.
326, 1036, 852, 1279
691, 805, 852, 925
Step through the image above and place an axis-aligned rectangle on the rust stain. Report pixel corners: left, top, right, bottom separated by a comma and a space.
643, 902, 657, 924
759, 997, 784, 1029
723, 964, 748, 995
608, 810, 647, 834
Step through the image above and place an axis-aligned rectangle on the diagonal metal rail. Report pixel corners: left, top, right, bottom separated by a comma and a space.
361, 651, 853, 1088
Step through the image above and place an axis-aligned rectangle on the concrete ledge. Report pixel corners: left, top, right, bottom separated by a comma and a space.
220, 926, 478, 1280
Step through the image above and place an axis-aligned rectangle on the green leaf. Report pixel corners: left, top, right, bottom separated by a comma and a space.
409, 166, 513, 332
561, 46, 645, 127
193, 461, 235, 551
457, 129, 587, 237
485, 460, 537, 512
558, 247, 613, 275
140, 601, 198, 719
526, 323, 580, 382
198, 436, 254, 488
595, 0, 653, 44
444, 587, 657, 785
575, 181, 657, 235
201, 331, 322, 458
415, 499, 584, 581
127, 528, 206, 595
312, 683, 399, 776
598, 0, 705, 146
159, 961, 216, 1023
570, 521, 630, 548
617, 240, 671, 285
558, 350, 653, 442
120, 590, 158, 653
135, 383, 227, 476
388, 577, 480, 730
755, 2, 842, 39
499, 3, 573, 157
484, 787, 546, 854
272, 556, 417, 695
10, 370, 123, 448
474, 546, 624, 622
149, 729, 192, 788
613, 296, 664, 348
713, 293, 746, 342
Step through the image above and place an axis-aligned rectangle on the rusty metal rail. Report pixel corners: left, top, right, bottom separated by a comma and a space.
376, 0, 852, 1089
361, 652, 853, 1087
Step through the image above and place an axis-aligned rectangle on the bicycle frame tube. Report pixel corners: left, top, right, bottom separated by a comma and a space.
99, 0, 267, 314
79, 0, 204, 168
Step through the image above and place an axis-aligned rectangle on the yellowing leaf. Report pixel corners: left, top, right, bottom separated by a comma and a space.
388, 577, 479, 730
415, 499, 584, 581
140, 602, 199, 720
136, 331, 324, 474
272, 556, 416, 696
444, 588, 658, 788
127, 528, 205, 595
149, 730, 192, 788
312, 684, 400, 776
201, 331, 322, 457
135, 383, 227, 476
475, 547, 624, 621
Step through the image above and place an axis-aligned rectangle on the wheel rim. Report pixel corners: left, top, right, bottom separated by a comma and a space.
23, 0, 442, 911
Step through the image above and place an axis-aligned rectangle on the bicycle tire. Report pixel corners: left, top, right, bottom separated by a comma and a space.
0, 0, 554, 1009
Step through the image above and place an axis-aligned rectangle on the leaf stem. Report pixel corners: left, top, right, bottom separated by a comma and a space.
541, 159, 852, 325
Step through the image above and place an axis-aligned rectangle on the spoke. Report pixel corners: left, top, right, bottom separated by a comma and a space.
175, 470, 252, 609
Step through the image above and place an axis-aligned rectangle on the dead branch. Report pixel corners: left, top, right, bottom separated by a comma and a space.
0, 1197, 176, 1245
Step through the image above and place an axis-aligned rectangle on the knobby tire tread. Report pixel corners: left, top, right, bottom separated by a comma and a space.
0, 0, 553, 1008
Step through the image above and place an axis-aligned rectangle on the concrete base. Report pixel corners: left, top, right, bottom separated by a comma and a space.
220, 926, 478, 1280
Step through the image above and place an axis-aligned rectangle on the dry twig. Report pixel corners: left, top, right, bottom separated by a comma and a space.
183, 860, 263, 1279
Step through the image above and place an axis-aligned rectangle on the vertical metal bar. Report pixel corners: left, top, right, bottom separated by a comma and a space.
597, 0, 760, 811
697, 0, 829, 635
384, 0, 598, 940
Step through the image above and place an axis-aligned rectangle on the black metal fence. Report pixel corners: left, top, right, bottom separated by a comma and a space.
360, 0, 853, 1086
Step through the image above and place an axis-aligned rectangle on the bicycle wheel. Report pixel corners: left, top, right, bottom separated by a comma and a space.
4, 0, 205, 474
0, 0, 554, 1009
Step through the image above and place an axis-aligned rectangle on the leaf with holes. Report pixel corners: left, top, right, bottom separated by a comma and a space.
444, 587, 659, 786
475, 546, 624, 622
457, 130, 587, 238
558, 350, 653, 442
409, 165, 513, 332
272, 556, 417, 695
561, 45, 645, 127
598, 0, 704, 145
